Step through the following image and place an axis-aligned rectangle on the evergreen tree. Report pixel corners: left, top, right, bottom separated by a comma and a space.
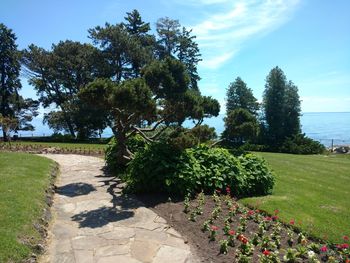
262, 67, 301, 145
1, 24, 38, 140
0, 24, 21, 140
222, 108, 259, 145
226, 77, 259, 115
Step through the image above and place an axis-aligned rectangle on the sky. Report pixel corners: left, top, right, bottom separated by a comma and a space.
1, 0, 350, 113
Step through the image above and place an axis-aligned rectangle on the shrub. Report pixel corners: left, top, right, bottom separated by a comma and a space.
125, 143, 274, 197
280, 134, 325, 154
105, 134, 146, 172
238, 153, 275, 196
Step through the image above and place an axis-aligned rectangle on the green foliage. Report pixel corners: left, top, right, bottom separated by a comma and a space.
262, 67, 301, 145
226, 77, 259, 115
105, 135, 146, 172
238, 153, 275, 196
189, 124, 217, 142
125, 144, 274, 197
222, 108, 259, 145
279, 134, 325, 154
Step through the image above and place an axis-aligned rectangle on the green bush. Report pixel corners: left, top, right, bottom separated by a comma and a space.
105, 134, 146, 172
125, 144, 274, 197
238, 153, 274, 196
280, 134, 325, 154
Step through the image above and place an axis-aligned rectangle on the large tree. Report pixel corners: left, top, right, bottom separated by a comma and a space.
156, 17, 201, 90
262, 67, 301, 145
0, 23, 21, 140
80, 57, 219, 166
222, 108, 259, 145
1, 24, 38, 140
226, 77, 259, 115
22, 40, 104, 138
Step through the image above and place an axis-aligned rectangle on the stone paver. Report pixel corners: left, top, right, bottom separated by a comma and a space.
40, 154, 198, 263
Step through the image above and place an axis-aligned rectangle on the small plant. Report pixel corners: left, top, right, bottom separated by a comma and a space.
236, 253, 252, 263
259, 250, 281, 263
195, 206, 203, 215
219, 239, 229, 254
237, 234, 254, 256
201, 220, 210, 232
287, 229, 294, 246
211, 206, 221, 219
188, 211, 197, 222
308, 242, 320, 253
223, 221, 231, 235
283, 248, 298, 263
209, 225, 218, 241
297, 232, 307, 245
183, 193, 191, 213
228, 229, 235, 246
296, 245, 308, 258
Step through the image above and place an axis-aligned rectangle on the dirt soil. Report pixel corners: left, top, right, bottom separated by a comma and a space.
136, 193, 335, 263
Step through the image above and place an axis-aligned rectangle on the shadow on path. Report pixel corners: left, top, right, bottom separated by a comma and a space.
56, 183, 96, 197
71, 206, 134, 228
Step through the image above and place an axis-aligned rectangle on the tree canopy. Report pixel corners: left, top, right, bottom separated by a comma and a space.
226, 77, 259, 115
1, 23, 38, 140
262, 66, 301, 145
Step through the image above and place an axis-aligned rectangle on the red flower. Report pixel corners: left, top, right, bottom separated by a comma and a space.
226, 186, 231, 194
320, 245, 327, 252
255, 209, 260, 213
344, 236, 349, 241
265, 216, 272, 221
272, 216, 278, 221
274, 209, 279, 215
345, 259, 350, 263
263, 250, 270, 256
211, 225, 218, 231
228, 230, 235, 236
290, 219, 295, 225
248, 210, 255, 216
216, 189, 221, 194
341, 243, 349, 249
237, 234, 248, 244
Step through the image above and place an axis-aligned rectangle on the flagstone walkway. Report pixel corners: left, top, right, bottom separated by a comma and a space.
40, 154, 198, 263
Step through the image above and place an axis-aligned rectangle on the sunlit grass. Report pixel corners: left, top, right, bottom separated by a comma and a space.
240, 152, 350, 244
0, 152, 54, 262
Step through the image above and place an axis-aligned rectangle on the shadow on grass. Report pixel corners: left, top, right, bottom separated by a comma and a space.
56, 182, 96, 197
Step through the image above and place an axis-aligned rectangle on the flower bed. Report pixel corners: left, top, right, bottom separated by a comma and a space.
138, 190, 349, 263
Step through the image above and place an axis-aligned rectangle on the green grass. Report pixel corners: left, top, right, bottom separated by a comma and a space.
2, 141, 107, 151
240, 152, 350, 244
0, 152, 55, 262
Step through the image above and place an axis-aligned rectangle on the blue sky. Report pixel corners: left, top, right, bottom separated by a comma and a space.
2, 0, 350, 113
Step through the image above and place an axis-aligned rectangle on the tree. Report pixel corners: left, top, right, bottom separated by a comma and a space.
80, 57, 219, 166
176, 27, 202, 90
0, 23, 21, 140
156, 17, 181, 57
262, 67, 301, 145
89, 21, 152, 80
222, 108, 259, 145
226, 77, 259, 115
22, 40, 104, 138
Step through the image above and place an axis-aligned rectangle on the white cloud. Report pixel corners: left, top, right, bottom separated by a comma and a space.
187, 0, 301, 69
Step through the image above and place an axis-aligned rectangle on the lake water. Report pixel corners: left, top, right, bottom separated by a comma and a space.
18, 112, 350, 147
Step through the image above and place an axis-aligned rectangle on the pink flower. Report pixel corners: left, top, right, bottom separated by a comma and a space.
265, 216, 272, 221
248, 210, 255, 216
226, 186, 231, 194
272, 215, 278, 221
341, 243, 349, 249
263, 250, 270, 256
228, 230, 235, 236
211, 225, 218, 231
320, 245, 327, 252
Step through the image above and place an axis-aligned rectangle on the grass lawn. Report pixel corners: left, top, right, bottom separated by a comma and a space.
240, 152, 350, 244
0, 152, 55, 262
1, 141, 107, 151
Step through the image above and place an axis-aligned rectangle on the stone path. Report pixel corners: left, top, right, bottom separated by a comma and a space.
40, 154, 198, 263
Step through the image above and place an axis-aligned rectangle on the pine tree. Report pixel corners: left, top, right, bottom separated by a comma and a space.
226, 77, 259, 115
